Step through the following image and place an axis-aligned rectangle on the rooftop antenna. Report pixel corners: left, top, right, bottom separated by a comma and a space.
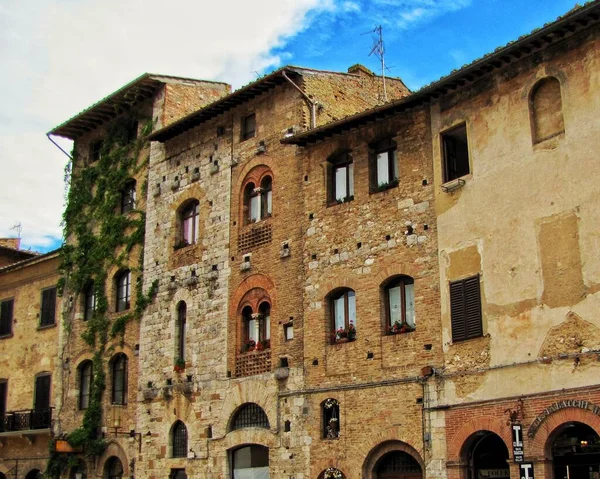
10, 222, 22, 239
364, 25, 387, 102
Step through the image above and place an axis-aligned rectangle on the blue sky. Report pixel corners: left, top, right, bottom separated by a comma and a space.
0, 0, 581, 253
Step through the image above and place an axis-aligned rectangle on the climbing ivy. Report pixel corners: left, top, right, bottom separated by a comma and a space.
47, 116, 157, 476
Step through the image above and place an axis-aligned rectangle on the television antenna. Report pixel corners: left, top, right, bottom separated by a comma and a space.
10, 222, 22, 238
363, 25, 388, 102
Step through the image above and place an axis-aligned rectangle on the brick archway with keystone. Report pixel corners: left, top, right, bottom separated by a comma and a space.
529, 407, 600, 459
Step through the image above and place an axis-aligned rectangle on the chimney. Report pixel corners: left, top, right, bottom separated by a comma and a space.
0, 238, 21, 250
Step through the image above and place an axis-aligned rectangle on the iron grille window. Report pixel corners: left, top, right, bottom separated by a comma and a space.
0, 299, 13, 336
376, 451, 422, 474
450, 275, 483, 342
172, 421, 188, 458
40, 287, 57, 327
231, 403, 270, 430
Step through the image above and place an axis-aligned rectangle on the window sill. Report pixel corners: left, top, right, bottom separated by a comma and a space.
239, 347, 271, 355
37, 323, 57, 331
242, 216, 272, 228
386, 326, 415, 336
450, 333, 487, 345
330, 337, 356, 345
173, 242, 196, 252
371, 181, 399, 195
0, 333, 13, 340
328, 196, 354, 207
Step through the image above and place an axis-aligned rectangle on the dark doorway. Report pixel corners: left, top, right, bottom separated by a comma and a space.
374, 451, 423, 479
25, 470, 42, 479
552, 422, 600, 479
466, 431, 509, 479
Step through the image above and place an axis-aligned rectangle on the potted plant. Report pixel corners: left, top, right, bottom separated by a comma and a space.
388, 320, 415, 334
174, 357, 185, 373
241, 339, 256, 353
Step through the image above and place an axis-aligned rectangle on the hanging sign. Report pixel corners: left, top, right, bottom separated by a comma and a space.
519, 463, 534, 479
512, 424, 524, 462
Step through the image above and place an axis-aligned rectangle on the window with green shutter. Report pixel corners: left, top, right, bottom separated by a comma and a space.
450, 275, 482, 342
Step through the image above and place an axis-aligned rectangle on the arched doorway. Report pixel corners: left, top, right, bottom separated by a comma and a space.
374, 451, 422, 479
232, 445, 269, 478
104, 456, 124, 479
464, 431, 509, 479
25, 470, 42, 479
551, 422, 600, 479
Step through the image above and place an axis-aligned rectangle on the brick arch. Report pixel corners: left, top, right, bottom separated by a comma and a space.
312, 458, 348, 479
231, 274, 276, 314
96, 441, 130, 477
320, 277, 360, 299
529, 407, 600, 459
447, 416, 512, 461
236, 155, 277, 187
374, 264, 420, 287
361, 439, 425, 479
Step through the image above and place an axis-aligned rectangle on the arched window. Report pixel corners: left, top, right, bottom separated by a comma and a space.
115, 270, 131, 312
78, 361, 93, 410
176, 301, 187, 363
329, 288, 356, 343
384, 276, 415, 334
230, 403, 270, 431
322, 398, 340, 439
179, 200, 200, 246
232, 445, 269, 478
83, 281, 96, 321
111, 354, 128, 405
171, 420, 188, 458
120, 179, 136, 214
530, 77, 564, 144
104, 457, 123, 479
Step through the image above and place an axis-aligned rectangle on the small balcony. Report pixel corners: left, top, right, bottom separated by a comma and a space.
0, 408, 52, 435
236, 350, 271, 378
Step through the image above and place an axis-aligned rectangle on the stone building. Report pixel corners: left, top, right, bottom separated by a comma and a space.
138, 65, 408, 479
0, 248, 62, 479
47, 74, 231, 479
285, 2, 600, 479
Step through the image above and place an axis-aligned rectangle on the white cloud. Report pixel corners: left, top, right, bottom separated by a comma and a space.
0, 0, 326, 251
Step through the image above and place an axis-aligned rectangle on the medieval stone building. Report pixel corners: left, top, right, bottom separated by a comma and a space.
2, 2, 599, 479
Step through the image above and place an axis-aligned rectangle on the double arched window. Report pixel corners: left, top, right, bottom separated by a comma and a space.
241, 301, 270, 352
78, 360, 93, 410
111, 353, 128, 405
242, 169, 272, 224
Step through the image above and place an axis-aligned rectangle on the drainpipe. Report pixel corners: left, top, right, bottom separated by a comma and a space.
281, 70, 318, 129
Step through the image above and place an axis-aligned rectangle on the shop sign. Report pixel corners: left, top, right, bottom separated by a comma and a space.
519, 463, 534, 479
479, 469, 510, 479
512, 424, 524, 462
528, 399, 600, 437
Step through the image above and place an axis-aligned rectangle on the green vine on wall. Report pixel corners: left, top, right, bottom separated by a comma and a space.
47, 117, 157, 476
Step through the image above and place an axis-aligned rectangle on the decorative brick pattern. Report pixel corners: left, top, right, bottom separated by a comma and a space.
238, 223, 272, 253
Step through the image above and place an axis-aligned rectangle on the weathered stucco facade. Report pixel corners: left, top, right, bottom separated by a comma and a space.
0, 251, 62, 478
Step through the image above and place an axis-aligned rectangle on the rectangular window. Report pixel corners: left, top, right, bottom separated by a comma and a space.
90, 140, 103, 162
0, 380, 7, 416
40, 287, 57, 327
0, 299, 13, 337
241, 113, 256, 141
284, 323, 294, 341
121, 181, 136, 214
450, 275, 483, 342
84, 285, 96, 321
442, 123, 470, 183
116, 271, 131, 312
373, 138, 398, 189
34, 374, 51, 429
333, 163, 354, 202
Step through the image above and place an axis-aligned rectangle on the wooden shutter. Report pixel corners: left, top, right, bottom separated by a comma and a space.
0, 381, 6, 415
0, 300, 13, 336
450, 275, 482, 342
34, 375, 51, 411
40, 288, 57, 326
